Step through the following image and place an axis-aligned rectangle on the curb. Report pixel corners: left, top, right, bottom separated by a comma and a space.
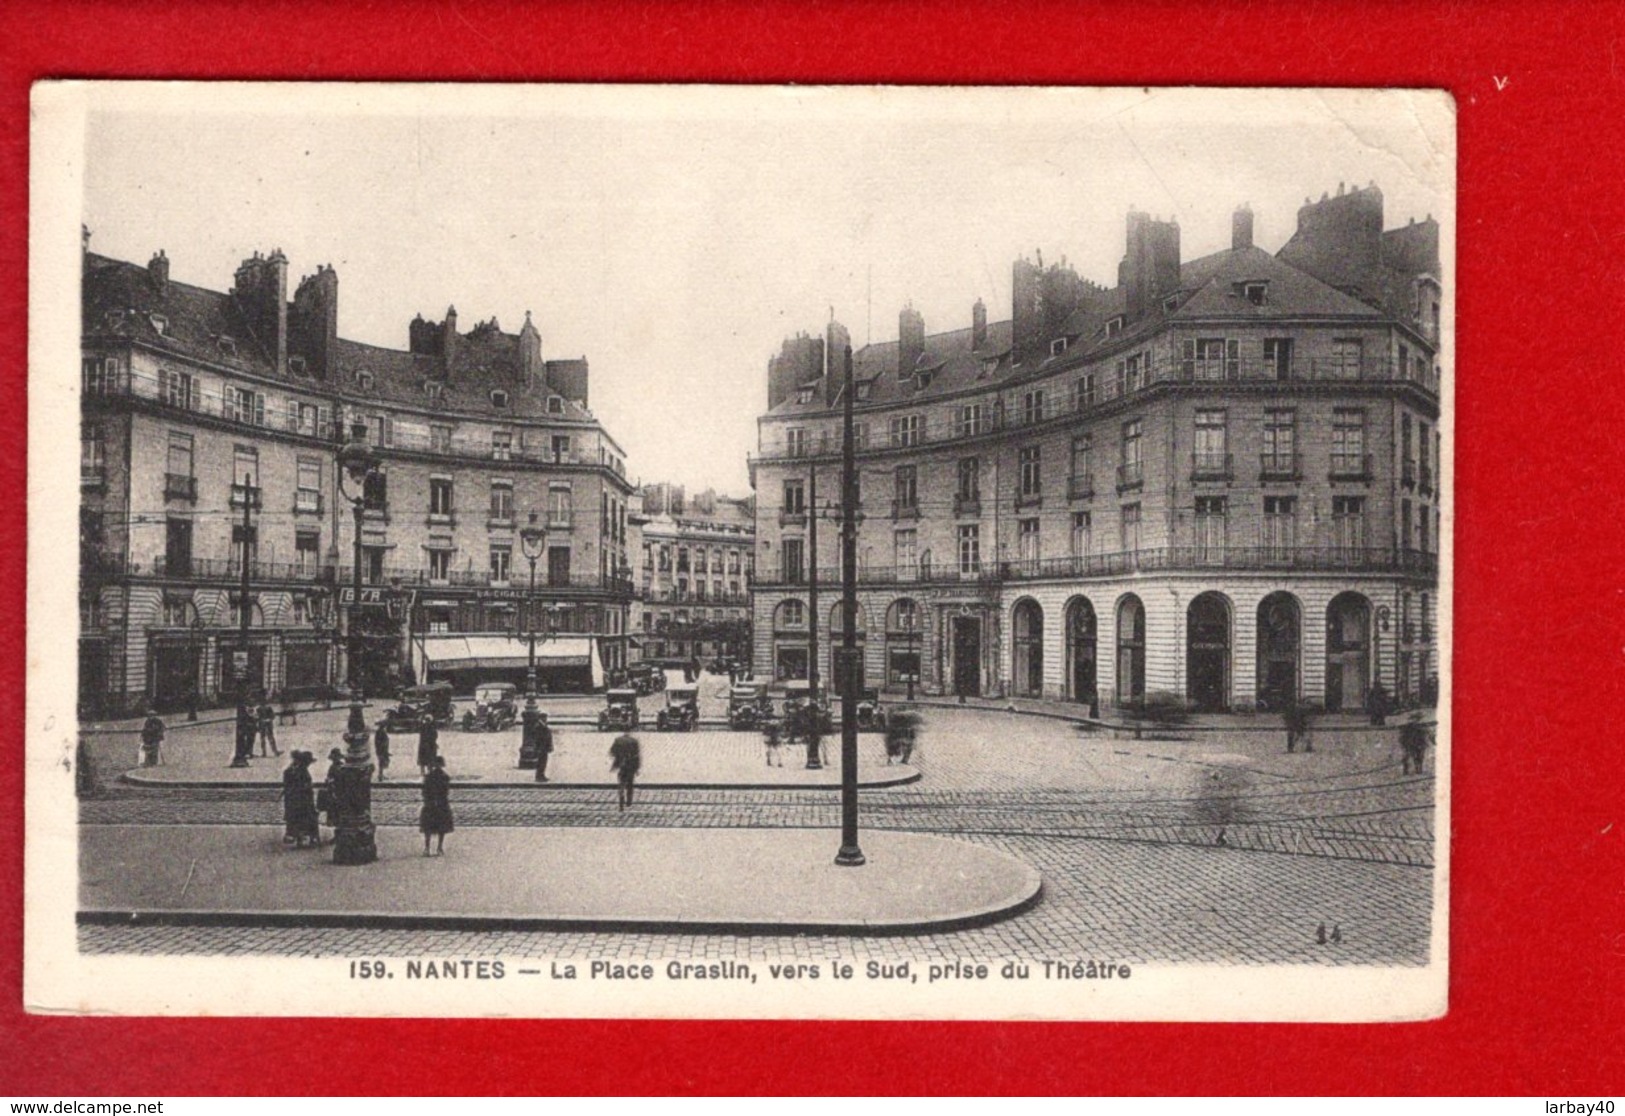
118, 769, 924, 792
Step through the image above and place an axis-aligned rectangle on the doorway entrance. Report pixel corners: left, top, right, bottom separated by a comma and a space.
951, 615, 981, 698
1065, 597, 1097, 710
1325, 592, 1371, 711
1186, 592, 1232, 712
1256, 592, 1301, 710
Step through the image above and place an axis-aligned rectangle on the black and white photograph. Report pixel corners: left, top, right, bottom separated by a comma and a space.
28, 83, 1453, 1020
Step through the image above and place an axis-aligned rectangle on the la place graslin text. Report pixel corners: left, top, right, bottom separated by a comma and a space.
376, 958, 1133, 984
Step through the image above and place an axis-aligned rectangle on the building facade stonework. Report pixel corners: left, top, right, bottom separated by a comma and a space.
80, 244, 634, 717
632, 483, 755, 665
749, 185, 1442, 713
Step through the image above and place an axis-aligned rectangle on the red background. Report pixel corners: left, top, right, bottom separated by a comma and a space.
3, 0, 1622, 1096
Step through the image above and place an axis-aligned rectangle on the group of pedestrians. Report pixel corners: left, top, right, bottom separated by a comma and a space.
1278, 700, 1435, 774
277, 740, 456, 854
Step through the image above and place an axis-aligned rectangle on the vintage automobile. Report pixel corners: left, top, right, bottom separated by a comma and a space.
727, 682, 769, 730
780, 680, 833, 737
460, 682, 520, 732
384, 682, 456, 731
597, 688, 641, 732
656, 683, 700, 732
854, 687, 888, 732
626, 662, 665, 696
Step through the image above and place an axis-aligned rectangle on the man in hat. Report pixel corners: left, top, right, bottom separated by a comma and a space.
373, 718, 391, 782
532, 711, 555, 783
416, 710, 439, 774
139, 707, 166, 768
1400, 711, 1431, 775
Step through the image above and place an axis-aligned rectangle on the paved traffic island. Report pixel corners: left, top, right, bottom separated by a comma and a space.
79, 825, 1042, 934
116, 724, 919, 790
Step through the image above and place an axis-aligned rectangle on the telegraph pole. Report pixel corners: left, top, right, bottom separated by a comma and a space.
228, 472, 257, 767
835, 343, 865, 866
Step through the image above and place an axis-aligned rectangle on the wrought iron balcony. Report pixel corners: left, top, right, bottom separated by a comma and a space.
890, 500, 920, 521
1068, 475, 1094, 500
953, 493, 982, 517
1116, 461, 1144, 492
229, 483, 262, 510
1330, 452, 1374, 481
1258, 452, 1301, 482
1191, 452, 1233, 482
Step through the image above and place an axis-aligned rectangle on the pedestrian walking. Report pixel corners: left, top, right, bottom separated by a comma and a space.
320, 747, 344, 833
1367, 681, 1391, 727
609, 730, 642, 811
1282, 698, 1312, 754
416, 712, 439, 774
889, 708, 921, 764
1400, 712, 1431, 775
373, 721, 391, 782
280, 751, 321, 848
233, 699, 256, 765
256, 695, 280, 756
139, 708, 166, 768
763, 715, 782, 766
804, 715, 823, 768
533, 712, 554, 783
419, 755, 454, 856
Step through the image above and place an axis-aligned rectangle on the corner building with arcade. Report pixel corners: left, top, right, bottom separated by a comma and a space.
79, 241, 634, 718
749, 184, 1442, 714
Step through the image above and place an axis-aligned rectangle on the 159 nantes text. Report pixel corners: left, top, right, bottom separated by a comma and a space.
349, 958, 1131, 984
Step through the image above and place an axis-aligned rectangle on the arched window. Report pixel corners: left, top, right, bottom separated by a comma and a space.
1116, 594, 1145, 704
1012, 598, 1044, 697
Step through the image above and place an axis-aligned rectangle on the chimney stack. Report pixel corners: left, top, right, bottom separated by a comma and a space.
1232, 205, 1254, 251
442, 305, 459, 378
898, 304, 926, 380
519, 310, 543, 390
148, 250, 170, 294
291, 264, 339, 380
972, 297, 988, 351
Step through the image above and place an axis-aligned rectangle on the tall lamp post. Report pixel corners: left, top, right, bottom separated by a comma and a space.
835, 342, 865, 867
227, 471, 259, 767
518, 512, 548, 769
332, 422, 381, 865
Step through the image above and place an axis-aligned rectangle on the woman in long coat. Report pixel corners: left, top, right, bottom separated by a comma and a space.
280, 751, 321, 847
321, 748, 345, 832
419, 755, 454, 856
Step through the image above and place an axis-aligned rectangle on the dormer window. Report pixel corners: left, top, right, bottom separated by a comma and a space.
217, 335, 237, 356
547, 395, 564, 415
914, 369, 933, 390
1051, 337, 1071, 356
490, 389, 509, 409
1104, 317, 1124, 338
355, 370, 374, 391
148, 313, 168, 335
103, 310, 125, 331
1241, 281, 1269, 306
796, 386, 815, 404
1162, 295, 1181, 313
856, 382, 872, 401
289, 356, 307, 377
424, 380, 444, 401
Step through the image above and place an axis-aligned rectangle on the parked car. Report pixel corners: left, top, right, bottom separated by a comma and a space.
626, 662, 665, 696
461, 682, 519, 732
656, 683, 700, 732
597, 688, 641, 732
385, 682, 456, 731
728, 682, 769, 730
854, 687, 887, 732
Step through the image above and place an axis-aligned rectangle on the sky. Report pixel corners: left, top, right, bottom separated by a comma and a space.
81, 85, 1452, 495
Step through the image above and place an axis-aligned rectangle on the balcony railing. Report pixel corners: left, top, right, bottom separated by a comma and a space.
953, 494, 981, 517
779, 510, 808, 528
750, 354, 1438, 463
1068, 475, 1094, 501
1191, 452, 1233, 481
1402, 457, 1417, 487
1330, 452, 1373, 481
891, 500, 920, 521
229, 483, 262, 510
293, 488, 321, 514
1419, 463, 1434, 495
87, 552, 637, 594
1116, 461, 1144, 491
81, 467, 106, 489
1258, 452, 1302, 481
753, 546, 1437, 588
1014, 489, 1043, 509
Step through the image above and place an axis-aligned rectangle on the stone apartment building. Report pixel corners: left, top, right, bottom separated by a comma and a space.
633, 483, 755, 664
79, 241, 634, 717
749, 183, 1442, 713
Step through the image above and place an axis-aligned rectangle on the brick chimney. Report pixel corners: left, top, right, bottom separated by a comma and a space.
972, 297, 988, 351
441, 305, 459, 377
1120, 212, 1181, 321
147, 250, 169, 294
898, 304, 925, 380
291, 264, 338, 379
1232, 204, 1254, 251
519, 310, 543, 390
231, 249, 288, 375
824, 316, 851, 405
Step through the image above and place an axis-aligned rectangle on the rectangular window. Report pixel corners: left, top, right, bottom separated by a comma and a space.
489, 482, 514, 522
1194, 409, 1228, 475
957, 457, 980, 503
1120, 503, 1142, 552
547, 485, 570, 527
82, 356, 117, 395
1264, 338, 1293, 380
548, 546, 571, 586
167, 432, 194, 481
894, 529, 918, 574
1019, 445, 1042, 500
489, 545, 513, 584
1116, 352, 1146, 395
894, 465, 918, 513
224, 386, 266, 426
957, 524, 981, 574
786, 428, 807, 457
955, 404, 985, 437
1418, 422, 1433, 492
548, 434, 571, 462
81, 425, 105, 482
161, 368, 197, 410
1022, 390, 1045, 425
231, 445, 260, 491
428, 549, 451, 581
1330, 338, 1364, 379
853, 422, 869, 450
1017, 517, 1040, 566
492, 431, 513, 460
431, 424, 453, 454
1331, 408, 1366, 476
1263, 495, 1298, 555
1119, 418, 1143, 488
1070, 511, 1092, 558
1069, 435, 1092, 498
1263, 408, 1296, 459
1401, 499, 1414, 550
889, 414, 922, 447
295, 531, 321, 574
783, 479, 805, 515
1194, 495, 1227, 560
781, 538, 805, 584
1074, 374, 1097, 410
429, 477, 454, 516
296, 457, 322, 512
1332, 496, 1366, 550
362, 470, 387, 512
677, 547, 690, 573
1184, 338, 1238, 381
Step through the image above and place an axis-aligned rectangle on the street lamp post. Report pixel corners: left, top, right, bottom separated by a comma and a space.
332, 422, 381, 865
228, 472, 259, 767
835, 341, 865, 867
518, 512, 548, 769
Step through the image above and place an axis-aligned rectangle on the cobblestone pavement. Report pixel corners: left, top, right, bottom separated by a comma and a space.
78, 705, 1436, 965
